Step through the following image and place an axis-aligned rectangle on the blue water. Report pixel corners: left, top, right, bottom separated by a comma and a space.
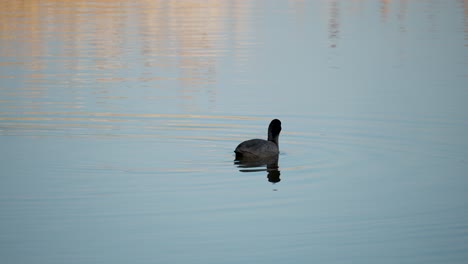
1, 1, 467, 263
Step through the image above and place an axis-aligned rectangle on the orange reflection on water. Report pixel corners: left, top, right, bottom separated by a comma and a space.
0, 0, 259, 113
0, 0, 253, 86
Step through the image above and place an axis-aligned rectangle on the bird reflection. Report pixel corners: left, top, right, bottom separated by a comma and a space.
234, 155, 281, 183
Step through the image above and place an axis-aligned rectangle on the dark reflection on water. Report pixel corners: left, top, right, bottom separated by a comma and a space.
234, 155, 281, 184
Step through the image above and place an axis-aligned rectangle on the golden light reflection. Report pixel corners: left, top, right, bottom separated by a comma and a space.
0, 0, 465, 118
380, 0, 391, 22
0, 0, 255, 113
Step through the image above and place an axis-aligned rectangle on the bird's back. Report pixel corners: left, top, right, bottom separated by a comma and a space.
234, 139, 278, 159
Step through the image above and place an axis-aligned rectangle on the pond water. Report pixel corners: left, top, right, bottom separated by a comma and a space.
1, 0, 467, 263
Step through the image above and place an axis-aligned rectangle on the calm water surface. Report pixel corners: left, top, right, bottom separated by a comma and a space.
1, 1, 468, 263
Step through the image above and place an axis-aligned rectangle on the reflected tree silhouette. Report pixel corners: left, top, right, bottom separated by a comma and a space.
234, 155, 281, 183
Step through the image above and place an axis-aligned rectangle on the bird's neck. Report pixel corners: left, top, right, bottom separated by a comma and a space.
268, 133, 279, 146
